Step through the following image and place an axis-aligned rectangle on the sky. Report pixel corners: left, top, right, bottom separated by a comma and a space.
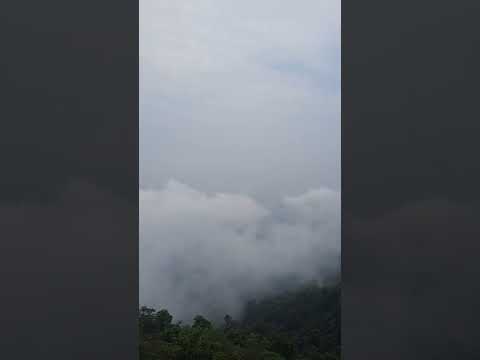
140, 0, 341, 321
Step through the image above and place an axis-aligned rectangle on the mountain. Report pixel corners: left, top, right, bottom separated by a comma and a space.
139, 282, 340, 360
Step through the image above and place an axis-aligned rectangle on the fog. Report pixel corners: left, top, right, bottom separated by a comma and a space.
140, 180, 340, 321
140, 0, 340, 322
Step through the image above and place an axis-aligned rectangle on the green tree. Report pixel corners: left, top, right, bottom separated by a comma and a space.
155, 309, 173, 331
193, 315, 212, 329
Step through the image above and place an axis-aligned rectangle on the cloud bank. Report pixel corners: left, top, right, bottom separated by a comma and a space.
140, 180, 340, 322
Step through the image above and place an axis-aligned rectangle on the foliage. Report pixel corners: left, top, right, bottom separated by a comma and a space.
139, 283, 340, 360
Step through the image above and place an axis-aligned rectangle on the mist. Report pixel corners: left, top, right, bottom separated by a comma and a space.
140, 0, 340, 323
140, 180, 340, 322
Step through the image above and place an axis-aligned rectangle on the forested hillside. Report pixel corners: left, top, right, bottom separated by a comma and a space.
139, 283, 340, 360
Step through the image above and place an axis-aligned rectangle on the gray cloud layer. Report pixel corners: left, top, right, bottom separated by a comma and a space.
140, 180, 340, 321
140, 0, 340, 204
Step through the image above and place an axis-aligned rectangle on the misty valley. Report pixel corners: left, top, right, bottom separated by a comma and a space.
139, 183, 341, 359
140, 1, 341, 359
139, 282, 340, 360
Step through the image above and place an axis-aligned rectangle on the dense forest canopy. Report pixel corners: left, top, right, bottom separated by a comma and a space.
139, 283, 340, 360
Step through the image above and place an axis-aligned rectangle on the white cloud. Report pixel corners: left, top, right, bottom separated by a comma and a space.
140, 180, 340, 322
140, 0, 341, 321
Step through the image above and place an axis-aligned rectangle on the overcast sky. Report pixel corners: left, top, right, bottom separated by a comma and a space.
140, 0, 340, 321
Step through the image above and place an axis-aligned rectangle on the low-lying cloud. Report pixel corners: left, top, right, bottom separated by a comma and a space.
140, 180, 340, 322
